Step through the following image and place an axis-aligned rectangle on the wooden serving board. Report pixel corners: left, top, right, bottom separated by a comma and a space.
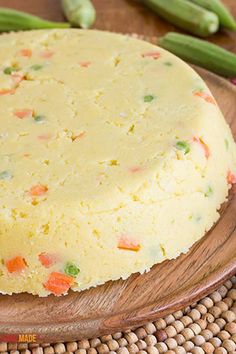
0, 68, 235, 343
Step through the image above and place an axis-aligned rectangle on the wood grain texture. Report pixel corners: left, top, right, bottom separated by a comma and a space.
0, 68, 235, 342
0, 0, 235, 54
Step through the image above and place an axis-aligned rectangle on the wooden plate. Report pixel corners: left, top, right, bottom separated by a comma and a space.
0, 67, 236, 343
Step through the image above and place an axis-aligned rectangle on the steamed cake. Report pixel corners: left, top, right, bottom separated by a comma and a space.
0, 29, 235, 296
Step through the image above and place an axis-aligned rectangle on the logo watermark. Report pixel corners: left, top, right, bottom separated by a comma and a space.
0, 334, 38, 342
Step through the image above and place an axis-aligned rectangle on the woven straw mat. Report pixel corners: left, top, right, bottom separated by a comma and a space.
0, 276, 235, 354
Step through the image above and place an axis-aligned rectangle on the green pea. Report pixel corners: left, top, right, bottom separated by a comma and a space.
163, 61, 172, 66
205, 186, 213, 197
34, 115, 45, 123
31, 64, 43, 71
144, 95, 155, 102
194, 87, 204, 93
64, 262, 80, 277
195, 216, 202, 223
0, 170, 12, 180
225, 138, 229, 150
175, 141, 190, 154
3, 67, 17, 75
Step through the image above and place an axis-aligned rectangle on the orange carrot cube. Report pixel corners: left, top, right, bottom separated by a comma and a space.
118, 238, 141, 252
14, 109, 33, 119
141, 51, 161, 60
39, 253, 57, 268
19, 49, 32, 58
80, 61, 91, 68
0, 89, 15, 96
44, 272, 74, 295
5, 256, 27, 273
194, 91, 216, 105
29, 184, 48, 197
40, 50, 54, 59
227, 171, 236, 184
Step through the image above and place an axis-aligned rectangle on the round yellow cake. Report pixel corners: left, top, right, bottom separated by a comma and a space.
0, 29, 235, 296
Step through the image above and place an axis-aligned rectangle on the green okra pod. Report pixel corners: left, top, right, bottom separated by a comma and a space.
158, 32, 236, 78
142, 0, 219, 37
189, 0, 236, 30
0, 7, 70, 31
61, 0, 96, 29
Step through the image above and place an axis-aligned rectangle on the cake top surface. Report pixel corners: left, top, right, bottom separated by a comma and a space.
0, 29, 230, 215
0, 29, 236, 297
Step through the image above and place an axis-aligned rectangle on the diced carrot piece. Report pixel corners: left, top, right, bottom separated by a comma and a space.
29, 184, 48, 197
38, 134, 52, 141
5, 256, 27, 273
141, 51, 161, 60
72, 131, 86, 141
77, 131, 86, 139
227, 171, 236, 184
40, 50, 54, 59
38, 253, 57, 268
19, 49, 32, 58
193, 136, 210, 159
11, 73, 24, 84
118, 238, 141, 252
129, 166, 142, 173
194, 91, 216, 105
44, 272, 74, 295
14, 109, 33, 119
80, 61, 91, 68
0, 89, 15, 96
